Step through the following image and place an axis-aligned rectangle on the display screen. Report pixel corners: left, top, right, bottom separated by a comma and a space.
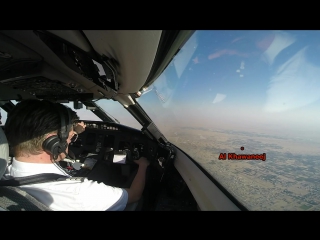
113, 150, 127, 164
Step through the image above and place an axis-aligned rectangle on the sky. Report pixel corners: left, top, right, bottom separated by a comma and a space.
137, 30, 320, 144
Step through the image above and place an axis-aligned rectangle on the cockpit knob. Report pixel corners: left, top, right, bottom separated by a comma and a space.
158, 157, 165, 168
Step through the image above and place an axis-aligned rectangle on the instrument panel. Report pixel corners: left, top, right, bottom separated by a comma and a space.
69, 120, 175, 171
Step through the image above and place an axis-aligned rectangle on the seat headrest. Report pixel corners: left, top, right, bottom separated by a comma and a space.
0, 127, 9, 179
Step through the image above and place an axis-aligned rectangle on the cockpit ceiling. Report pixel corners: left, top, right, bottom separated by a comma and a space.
0, 30, 163, 102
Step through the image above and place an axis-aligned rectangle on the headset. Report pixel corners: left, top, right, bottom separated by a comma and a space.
42, 103, 71, 160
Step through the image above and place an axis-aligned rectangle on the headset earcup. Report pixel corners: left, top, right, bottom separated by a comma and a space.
42, 135, 62, 157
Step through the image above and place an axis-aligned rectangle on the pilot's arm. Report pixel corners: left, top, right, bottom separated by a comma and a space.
74, 121, 86, 134
125, 157, 150, 203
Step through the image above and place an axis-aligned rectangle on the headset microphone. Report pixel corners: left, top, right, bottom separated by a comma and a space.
42, 102, 73, 175
67, 149, 76, 160
42, 103, 71, 160
42, 103, 84, 173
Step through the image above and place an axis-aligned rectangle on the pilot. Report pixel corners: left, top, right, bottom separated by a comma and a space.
3, 99, 149, 210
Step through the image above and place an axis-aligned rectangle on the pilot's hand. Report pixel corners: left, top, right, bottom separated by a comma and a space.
74, 121, 86, 134
134, 157, 150, 168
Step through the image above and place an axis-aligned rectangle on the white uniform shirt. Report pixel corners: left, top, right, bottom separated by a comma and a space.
4, 159, 128, 211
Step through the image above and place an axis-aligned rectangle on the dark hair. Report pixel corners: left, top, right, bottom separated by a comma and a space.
5, 99, 78, 156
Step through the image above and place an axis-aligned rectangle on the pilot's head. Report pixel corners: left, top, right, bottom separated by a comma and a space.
5, 99, 78, 161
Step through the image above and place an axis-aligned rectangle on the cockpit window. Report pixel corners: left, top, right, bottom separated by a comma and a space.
94, 100, 142, 129
62, 102, 101, 121
63, 101, 141, 130
138, 30, 320, 210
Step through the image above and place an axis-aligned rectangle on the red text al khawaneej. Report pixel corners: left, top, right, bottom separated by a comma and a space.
218, 153, 266, 161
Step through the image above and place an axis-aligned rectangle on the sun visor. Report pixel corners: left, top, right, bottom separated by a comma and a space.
33, 30, 119, 93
